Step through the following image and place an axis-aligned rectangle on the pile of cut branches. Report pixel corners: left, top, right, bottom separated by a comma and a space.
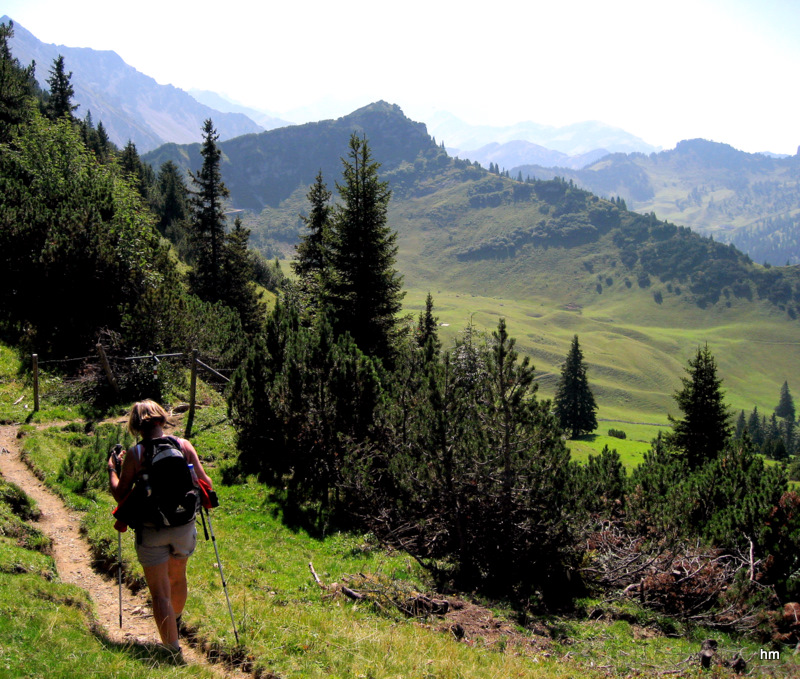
308, 562, 449, 619
581, 522, 778, 634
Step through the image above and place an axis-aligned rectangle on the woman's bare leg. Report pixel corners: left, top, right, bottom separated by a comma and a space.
168, 556, 189, 618
143, 561, 179, 647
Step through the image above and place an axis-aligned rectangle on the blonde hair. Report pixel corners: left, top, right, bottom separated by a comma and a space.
128, 400, 170, 437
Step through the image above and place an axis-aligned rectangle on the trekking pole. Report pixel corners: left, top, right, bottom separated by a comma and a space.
117, 532, 123, 628
112, 444, 124, 628
203, 506, 239, 645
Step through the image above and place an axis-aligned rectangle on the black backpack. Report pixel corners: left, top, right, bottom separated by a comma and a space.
138, 436, 199, 528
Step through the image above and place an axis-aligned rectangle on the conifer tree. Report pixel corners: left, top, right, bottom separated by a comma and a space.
666, 344, 732, 469
0, 21, 35, 141
222, 216, 264, 335
776, 381, 795, 418
326, 133, 404, 362
553, 334, 598, 438
154, 160, 189, 238
747, 407, 764, 448
734, 410, 746, 439
94, 120, 111, 159
416, 292, 441, 360
45, 55, 77, 119
188, 119, 229, 302
293, 170, 332, 310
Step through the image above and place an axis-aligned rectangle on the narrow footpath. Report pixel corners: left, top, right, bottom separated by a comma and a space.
0, 424, 247, 677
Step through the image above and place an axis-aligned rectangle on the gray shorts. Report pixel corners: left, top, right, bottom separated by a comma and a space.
135, 522, 197, 567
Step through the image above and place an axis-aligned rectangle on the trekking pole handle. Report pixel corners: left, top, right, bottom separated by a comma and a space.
112, 444, 124, 475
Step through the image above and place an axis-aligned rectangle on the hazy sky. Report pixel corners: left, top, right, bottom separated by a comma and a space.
3, 0, 799, 154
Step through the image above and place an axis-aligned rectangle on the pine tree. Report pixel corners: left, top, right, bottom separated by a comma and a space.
666, 344, 732, 469
0, 21, 35, 141
154, 160, 189, 238
45, 55, 77, 119
776, 381, 795, 420
747, 406, 764, 447
415, 292, 441, 360
326, 133, 404, 362
94, 120, 111, 160
222, 216, 264, 335
293, 170, 332, 310
734, 410, 746, 439
188, 119, 229, 302
553, 334, 598, 438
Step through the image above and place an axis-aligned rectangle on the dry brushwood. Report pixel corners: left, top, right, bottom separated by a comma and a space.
308, 562, 449, 618
581, 522, 778, 633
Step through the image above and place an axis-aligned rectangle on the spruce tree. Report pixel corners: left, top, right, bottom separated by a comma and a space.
666, 344, 732, 469
0, 21, 35, 141
416, 292, 441, 360
154, 160, 189, 238
45, 55, 77, 119
747, 407, 764, 448
734, 410, 746, 439
293, 170, 332, 310
188, 119, 229, 302
326, 133, 404, 362
222, 216, 264, 335
776, 381, 795, 420
553, 335, 598, 438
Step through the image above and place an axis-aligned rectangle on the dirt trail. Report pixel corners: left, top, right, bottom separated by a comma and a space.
0, 424, 247, 677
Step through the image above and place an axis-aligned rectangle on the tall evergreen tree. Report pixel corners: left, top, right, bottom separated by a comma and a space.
188, 119, 229, 302
776, 381, 795, 420
94, 120, 111, 160
222, 216, 264, 335
416, 292, 441, 360
154, 160, 189, 238
666, 344, 732, 469
44, 55, 77, 120
734, 409, 747, 439
326, 133, 404, 362
0, 21, 35, 142
293, 170, 332, 310
747, 407, 764, 448
553, 334, 598, 438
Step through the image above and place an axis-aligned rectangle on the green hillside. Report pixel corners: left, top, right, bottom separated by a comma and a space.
241, 157, 800, 432
514, 139, 800, 266
150, 102, 800, 434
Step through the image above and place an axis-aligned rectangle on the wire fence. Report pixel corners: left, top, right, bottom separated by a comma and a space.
31, 345, 231, 438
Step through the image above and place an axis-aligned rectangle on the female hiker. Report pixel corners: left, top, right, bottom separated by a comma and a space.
107, 399, 214, 655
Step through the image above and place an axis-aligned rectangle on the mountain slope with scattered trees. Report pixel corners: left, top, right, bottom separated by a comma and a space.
513, 139, 800, 265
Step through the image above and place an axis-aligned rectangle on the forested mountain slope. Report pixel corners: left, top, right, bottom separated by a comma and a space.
513, 139, 800, 265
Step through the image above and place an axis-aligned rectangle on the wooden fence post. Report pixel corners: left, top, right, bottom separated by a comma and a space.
32, 354, 39, 412
96, 343, 120, 394
185, 349, 198, 438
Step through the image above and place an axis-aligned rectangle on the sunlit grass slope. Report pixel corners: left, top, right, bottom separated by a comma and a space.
395, 191, 800, 437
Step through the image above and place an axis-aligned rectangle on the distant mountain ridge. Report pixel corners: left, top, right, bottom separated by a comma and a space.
143, 101, 436, 211
456, 141, 610, 171
511, 138, 800, 265
428, 111, 658, 156
188, 89, 292, 131
4, 16, 264, 152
